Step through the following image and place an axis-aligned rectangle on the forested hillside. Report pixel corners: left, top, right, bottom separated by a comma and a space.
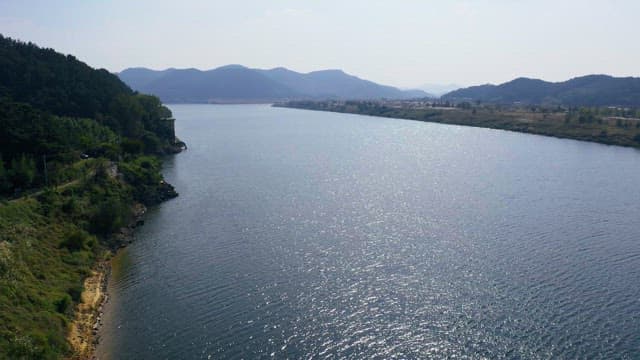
0, 34, 181, 359
442, 75, 640, 107
0, 34, 178, 195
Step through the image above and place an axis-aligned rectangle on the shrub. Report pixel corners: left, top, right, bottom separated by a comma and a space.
91, 142, 121, 161
67, 284, 83, 302
0, 155, 10, 194
54, 294, 72, 314
60, 230, 94, 252
9, 154, 37, 188
6, 334, 55, 360
61, 195, 77, 214
141, 132, 162, 154
0, 242, 11, 278
90, 198, 127, 235
37, 188, 59, 216
121, 138, 144, 154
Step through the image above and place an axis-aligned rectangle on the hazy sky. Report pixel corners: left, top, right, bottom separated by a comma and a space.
1, 0, 639, 88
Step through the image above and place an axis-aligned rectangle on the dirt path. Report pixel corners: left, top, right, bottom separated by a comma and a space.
9, 160, 96, 203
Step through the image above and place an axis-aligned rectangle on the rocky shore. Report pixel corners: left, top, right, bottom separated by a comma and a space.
67, 142, 184, 359
67, 202, 149, 360
67, 261, 109, 360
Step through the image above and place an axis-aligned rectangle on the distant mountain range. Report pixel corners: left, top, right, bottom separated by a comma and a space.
118, 65, 427, 103
442, 75, 640, 107
416, 83, 461, 97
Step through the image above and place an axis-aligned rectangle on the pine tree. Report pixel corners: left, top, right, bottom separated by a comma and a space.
0, 154, 10, 193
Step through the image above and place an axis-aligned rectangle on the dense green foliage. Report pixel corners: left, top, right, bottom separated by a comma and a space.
0, 99, 117, 161
0, 34, 130, 118
0, 161, 136, 359
442, 75, 640, 107
0, 34, 181, 359
279, 100, 640, 149
0, 158, 176, 359
0, 199, 80, 359
0, 35, 178, 197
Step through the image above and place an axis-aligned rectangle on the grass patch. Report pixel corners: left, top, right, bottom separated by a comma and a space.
0, 158, 152, 359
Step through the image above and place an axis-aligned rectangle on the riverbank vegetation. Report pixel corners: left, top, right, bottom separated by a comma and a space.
0, 34, 182, 358
277, 100, 640, 149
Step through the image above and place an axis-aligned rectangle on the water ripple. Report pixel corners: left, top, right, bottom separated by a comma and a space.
97, 105, 640, 359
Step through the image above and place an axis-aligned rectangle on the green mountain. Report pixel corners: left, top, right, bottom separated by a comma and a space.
0, 34, 179, 190
256, 67, 427, 100
442, 75, 640, 107
0, 34, 180, 359
118, 66, 426, 103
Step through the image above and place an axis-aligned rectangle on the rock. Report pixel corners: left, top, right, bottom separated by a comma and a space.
157, 181, 178, 202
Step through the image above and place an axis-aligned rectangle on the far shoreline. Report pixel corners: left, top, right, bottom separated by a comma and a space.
275, 101, 640, 151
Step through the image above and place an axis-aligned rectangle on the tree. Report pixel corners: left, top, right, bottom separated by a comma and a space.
9, 154, 37, 189
60, 229, 95, 252
91, 198, 127, 235
109, 94, 144, 138
0, 155, 10, 193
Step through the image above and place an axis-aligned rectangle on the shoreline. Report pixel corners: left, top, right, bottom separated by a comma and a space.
67, 260, 110, 360
276, 102, 640, 150
67, 203, 148, 360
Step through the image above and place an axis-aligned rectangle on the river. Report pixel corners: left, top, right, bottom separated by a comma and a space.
97, 104, 640, 359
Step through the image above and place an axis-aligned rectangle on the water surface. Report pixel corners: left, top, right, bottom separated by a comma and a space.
97, 104, 640, 359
